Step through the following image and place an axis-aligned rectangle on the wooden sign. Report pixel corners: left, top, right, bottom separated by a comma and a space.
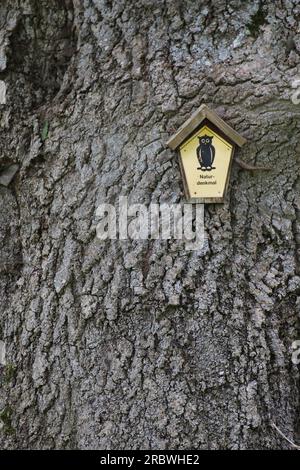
166, 105, 247, 203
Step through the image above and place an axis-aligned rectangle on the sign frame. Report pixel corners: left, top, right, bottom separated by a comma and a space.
166, 105, 247, 204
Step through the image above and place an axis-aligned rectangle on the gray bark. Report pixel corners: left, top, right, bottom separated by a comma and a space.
0, 0, 299, 450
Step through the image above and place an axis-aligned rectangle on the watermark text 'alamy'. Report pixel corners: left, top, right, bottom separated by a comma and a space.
96, 197, 205, 251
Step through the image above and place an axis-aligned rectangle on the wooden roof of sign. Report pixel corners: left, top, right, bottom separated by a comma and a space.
166, 104, 247, 150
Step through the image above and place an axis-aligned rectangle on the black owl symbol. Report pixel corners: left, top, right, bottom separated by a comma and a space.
196, 135, 216, 171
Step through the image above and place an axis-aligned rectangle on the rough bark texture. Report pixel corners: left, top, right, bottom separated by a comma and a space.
0, 0, 299, 450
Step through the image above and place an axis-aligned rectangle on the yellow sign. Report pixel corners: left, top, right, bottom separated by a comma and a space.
179, 125, 234, 203
166, 105, 247, 204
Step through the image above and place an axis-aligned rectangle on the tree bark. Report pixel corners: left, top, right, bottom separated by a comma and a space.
0, 0, 299, 450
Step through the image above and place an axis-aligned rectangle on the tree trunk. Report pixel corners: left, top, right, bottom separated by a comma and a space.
0, 0, 299, 450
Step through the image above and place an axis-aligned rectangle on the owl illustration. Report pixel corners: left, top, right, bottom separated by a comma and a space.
196, 135, 216, 171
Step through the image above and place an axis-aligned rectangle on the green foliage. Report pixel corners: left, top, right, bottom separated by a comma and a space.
0, 406, 14, 435
4, 363, 16, 383
41, 121, 49, 141
246, 4, 267, 37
